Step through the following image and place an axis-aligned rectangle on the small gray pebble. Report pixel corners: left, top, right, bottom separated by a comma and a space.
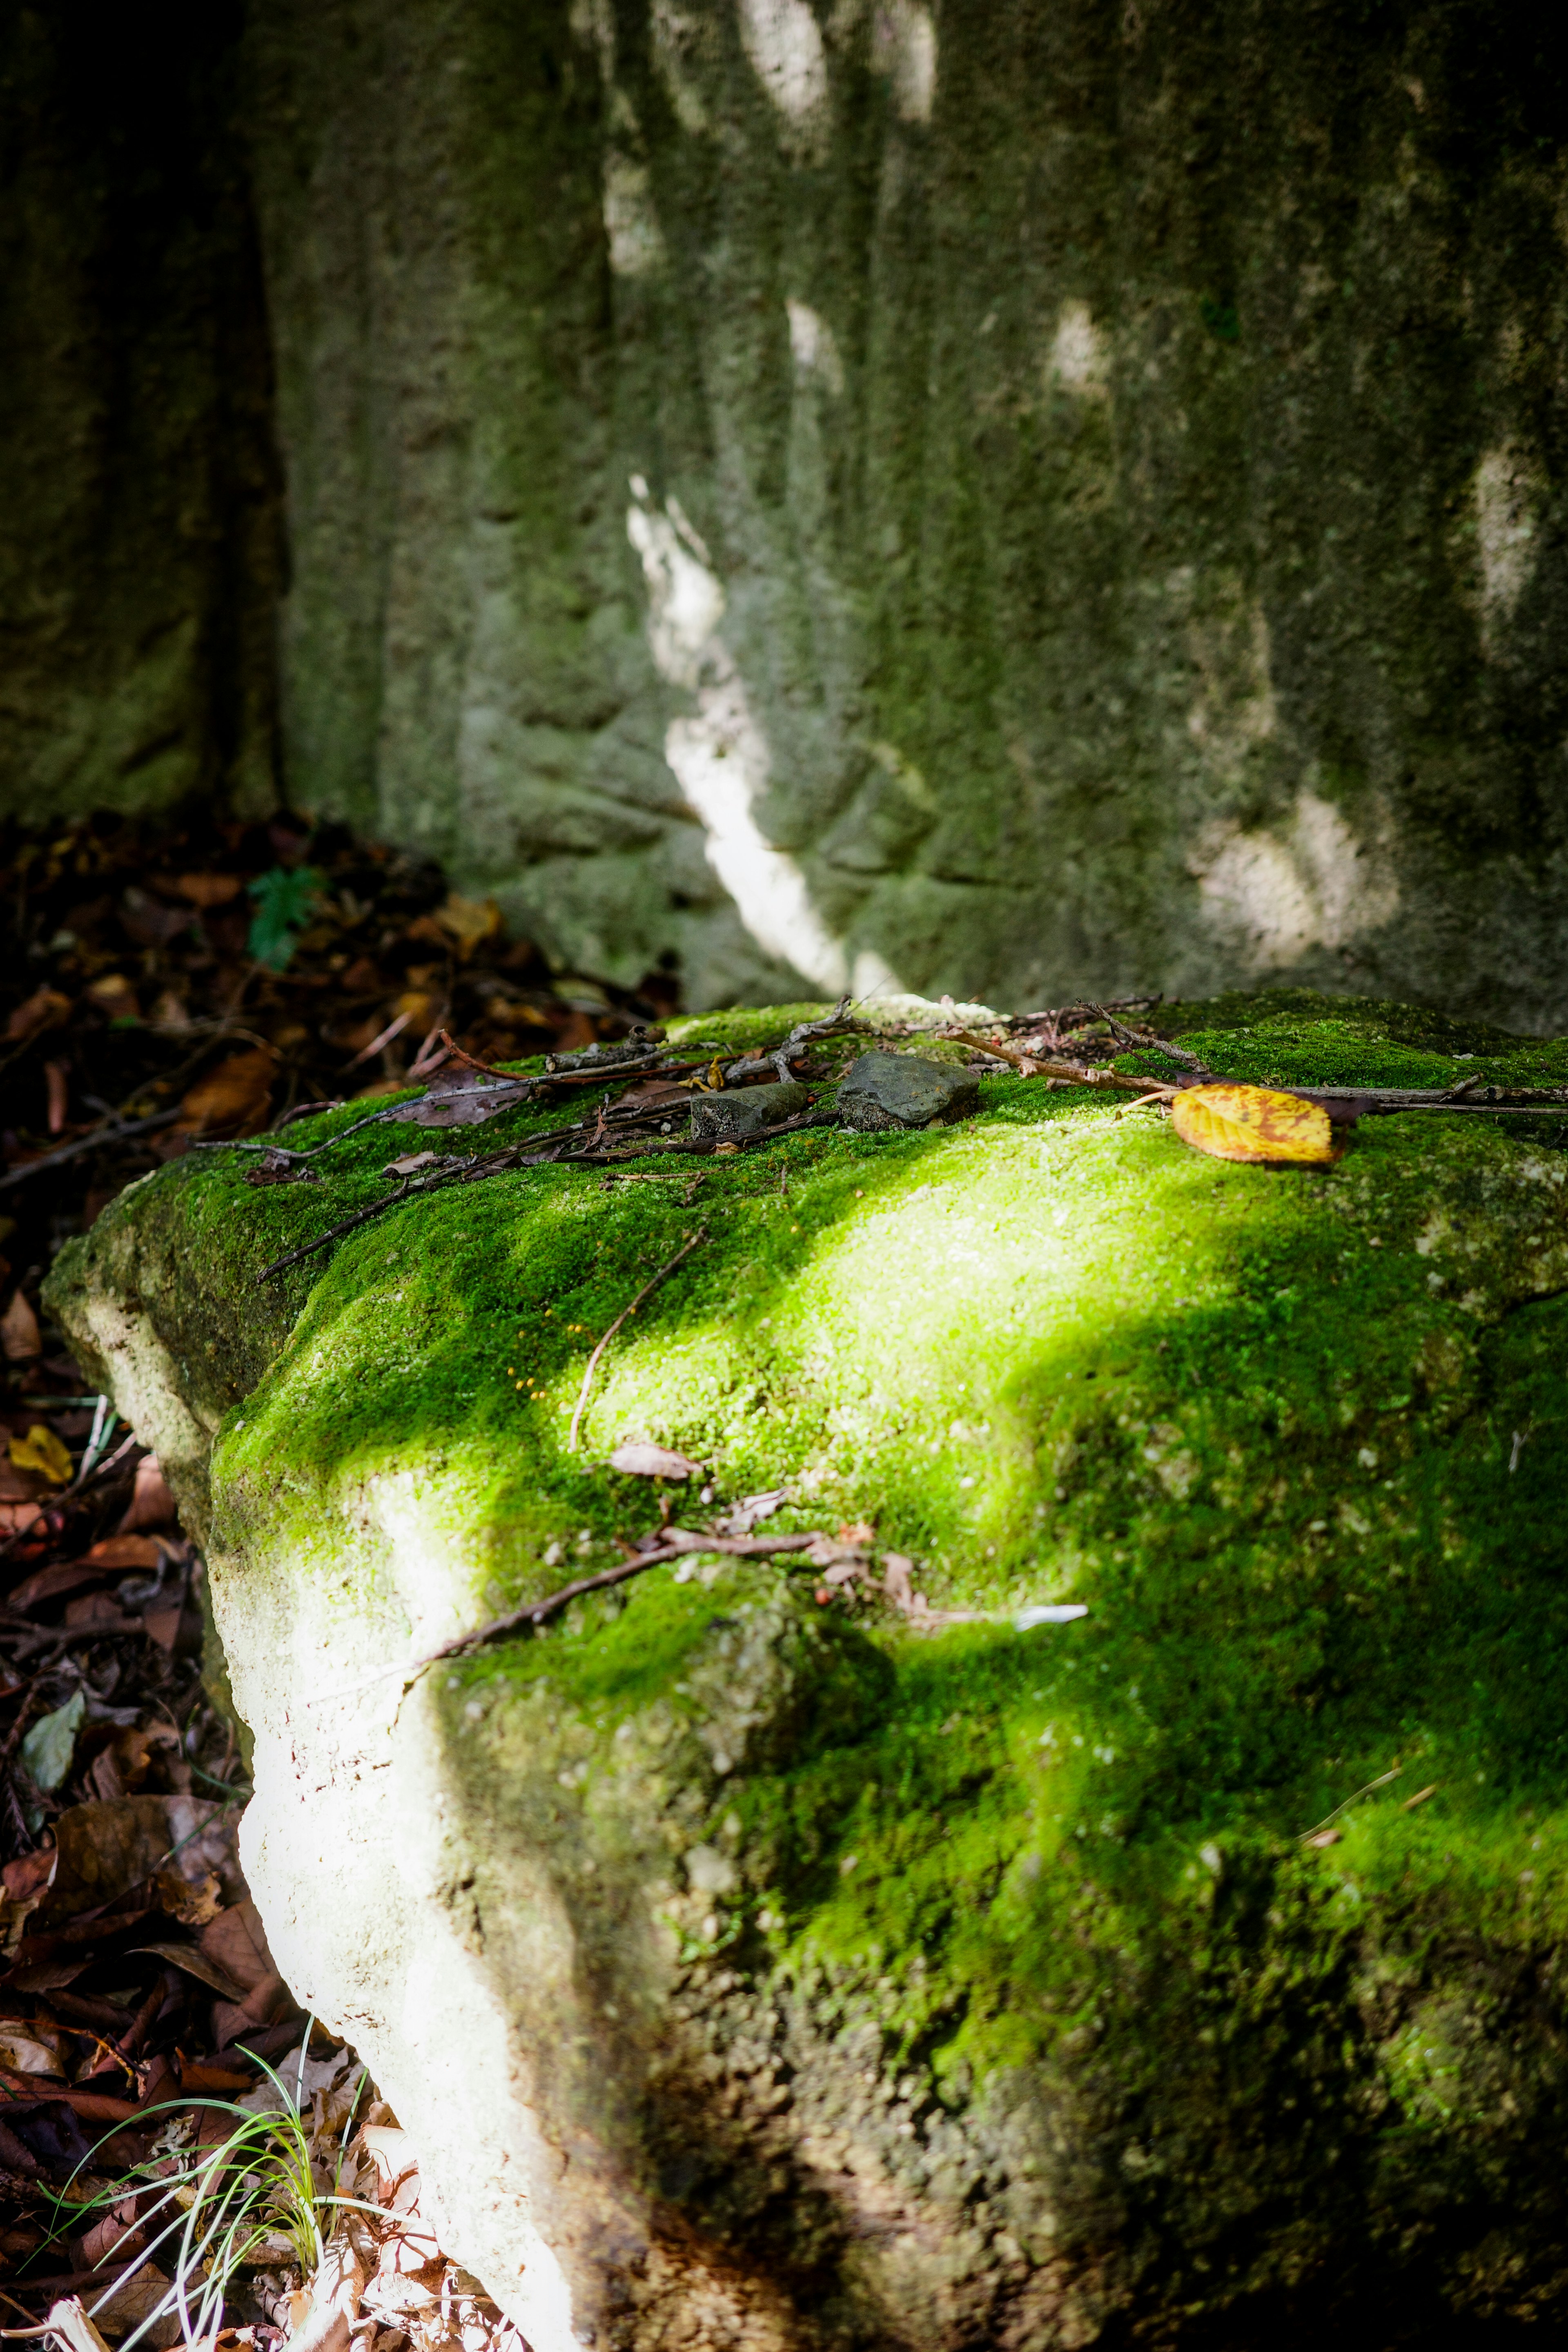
690, 1080, 812, 1139
837, 1052, 978, 1131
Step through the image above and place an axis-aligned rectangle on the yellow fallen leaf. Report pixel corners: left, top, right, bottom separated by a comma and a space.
1171, 1082, 1336, 1166
9, 1423, 74, 1484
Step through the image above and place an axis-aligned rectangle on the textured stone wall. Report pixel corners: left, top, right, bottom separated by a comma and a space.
0, 0, 283, 822
5, 2, 1568, 1018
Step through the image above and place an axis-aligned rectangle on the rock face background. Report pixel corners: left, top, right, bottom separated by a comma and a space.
4, 1, 1568, 1016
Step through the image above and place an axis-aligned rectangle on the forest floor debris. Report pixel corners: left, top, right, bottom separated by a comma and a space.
0, 810, 683, 2350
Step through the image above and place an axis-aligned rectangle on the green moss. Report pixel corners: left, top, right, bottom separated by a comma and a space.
1118, 999, 1568, 1098
51, 990, 1568, 2314
664, 1003, 836, 1054
1156, 989, 1523, 1056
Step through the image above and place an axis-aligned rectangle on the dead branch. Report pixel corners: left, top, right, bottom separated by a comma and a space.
255, 1174, 427, 1281
947, 1029, 1176, 1095
303, 1524, 841, 1704
0, 1106, 184, 1194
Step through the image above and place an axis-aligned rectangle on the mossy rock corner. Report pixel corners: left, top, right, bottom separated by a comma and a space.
45, 992, 1568, 2350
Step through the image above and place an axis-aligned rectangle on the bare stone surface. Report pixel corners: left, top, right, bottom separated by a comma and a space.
5, 7, 1568, 1018
837, 1052, 978, 1130
690, 1080, 811, 1138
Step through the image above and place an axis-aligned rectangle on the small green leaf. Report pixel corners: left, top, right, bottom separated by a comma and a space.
21, 1688, 87, 1793
247, 865, 325, 971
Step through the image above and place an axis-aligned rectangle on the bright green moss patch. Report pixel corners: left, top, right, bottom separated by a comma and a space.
665, 1002, 834, 1054
1147, 991, 1568, 1093
1125, 1017, 1468, 1090
1156, 988, 1520, 1056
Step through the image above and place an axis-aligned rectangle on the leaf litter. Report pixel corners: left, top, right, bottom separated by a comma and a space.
2, 808, 678, 2352
0, 1489, 529, 2352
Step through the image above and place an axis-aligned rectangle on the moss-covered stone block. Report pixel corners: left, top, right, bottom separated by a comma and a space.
44, 993, 1568, 2346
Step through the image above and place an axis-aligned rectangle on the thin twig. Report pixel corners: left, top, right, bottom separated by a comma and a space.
276, 1097, 345, 1129
258, 1178, 420, 1282
82, 1432, 140, 1488
213, 1049, 718, 1169
428, 1031, 540, 1082
567, 1225, 708, 1451
1299, 1764, 1402, 1841
197, 1104, 404, 1163
0, 1107, 183, 1194
254, 1104, 833, 1283
943, 1025, 1182, 1096
943, 1028, 1039, 1072
343, 1009, 412, 1071
1100, 1021, 1207, 1071
303, 1526, 833, 1704
1088, 1002, 1165, 1053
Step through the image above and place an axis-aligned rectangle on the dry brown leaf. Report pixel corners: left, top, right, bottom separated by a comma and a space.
121, 889, 196, 950
87, 1721, 182, 1802
85, 1534, 167, 1569
143, 1604, 182, 1652
714, 1488, 788, 1535
11, 1558, 114, 1610
131, 1941, 248, 2002
88, 2264, 180, 2347
86, 973, 140, 1020
0, 2024, 65, 2076
173, 872, 244, 908
2, 1848, 57, 1902
64, 1592, 142, 1634
154, 1864, 224, 1927
5, 983, 73, 1044
78, 2202, 145, 2272
40, 1797, 242, 1922
616, 1078, 695, 1110
213, 1970, 290, 2050
1, 1287, 42, 1362
0, 1453, 45, 1504
608, 1442, 703, 1479
0, 2065, 136, 2120
200, 1897, 278, 1994
1170, 1082, 1336, 1166
381, 1065, 526, 1132
176, 1048, 278, 1138
116, 1457, 177, 1532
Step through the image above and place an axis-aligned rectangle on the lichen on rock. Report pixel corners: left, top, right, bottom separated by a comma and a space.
43, 992, 1568, 2347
